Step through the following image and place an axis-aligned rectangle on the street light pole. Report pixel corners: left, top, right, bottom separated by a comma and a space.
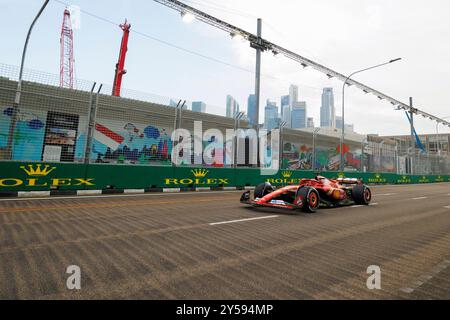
252, 18, 263, 168
6, 0, 50, 160
254, 18, 262, 129
340, 58, 402, 172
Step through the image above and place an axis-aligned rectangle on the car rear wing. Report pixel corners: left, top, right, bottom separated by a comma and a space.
336, 177, 362, 185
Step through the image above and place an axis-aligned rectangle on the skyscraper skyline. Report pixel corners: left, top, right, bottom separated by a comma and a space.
247, 84, 353, 132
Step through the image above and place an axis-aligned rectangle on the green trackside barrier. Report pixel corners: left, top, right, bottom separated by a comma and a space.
85, 163, 174, 190
264, 169, 316, 187
0, 162, 88, 191
0, 161, 448, 192
171, 166, 236, 189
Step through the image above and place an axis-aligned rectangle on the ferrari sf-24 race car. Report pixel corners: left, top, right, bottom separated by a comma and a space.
240, 176, 372, 213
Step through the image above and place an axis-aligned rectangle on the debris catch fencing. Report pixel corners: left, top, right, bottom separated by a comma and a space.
0, 63, 448, 175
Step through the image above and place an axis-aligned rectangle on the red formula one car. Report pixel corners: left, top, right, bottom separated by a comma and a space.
240, 176, 372, 213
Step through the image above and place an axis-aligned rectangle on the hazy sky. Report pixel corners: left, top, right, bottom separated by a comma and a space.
1, 0, 449, 135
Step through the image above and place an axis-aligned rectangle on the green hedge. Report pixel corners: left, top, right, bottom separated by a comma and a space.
0, 161, 448, 191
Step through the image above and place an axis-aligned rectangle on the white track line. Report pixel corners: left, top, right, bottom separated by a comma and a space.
369, 203, 379, 206
400, 260, 450, 294
412, 197, 427, 200
0, 190, 243, 202
445, 206, 450, 209
350, 205, 364, 208
376, 193, 397, 196
210, 215, 278, 226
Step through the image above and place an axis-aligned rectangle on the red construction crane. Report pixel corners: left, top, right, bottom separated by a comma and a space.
60, 8, 74, 89
112, 20, 131, 97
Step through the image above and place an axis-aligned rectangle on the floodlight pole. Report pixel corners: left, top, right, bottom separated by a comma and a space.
252, 18, 263, 167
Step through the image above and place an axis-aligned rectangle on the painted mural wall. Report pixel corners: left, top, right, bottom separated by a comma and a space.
0, 106, 47, 161
0, 105, 397, 172
0, 106, 173, 165
282, 141, 362, 171
75, 117, 173, 165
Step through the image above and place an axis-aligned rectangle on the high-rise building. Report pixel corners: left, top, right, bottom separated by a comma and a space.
264, 100, 279, 130
281, 104, 291, 128
345, 123, 354, 132
291, 101, 307, 129
192, 101, 206, 113
280, 95, 290, 118
307, 117, 315, 128
320, 87, 335, 128
169, 99, 179, 108
247, 94, 257, 126
335, 116, 343, 129
289, 85, 298, 108
336, 116, 354, 132
226, 95, 240, 118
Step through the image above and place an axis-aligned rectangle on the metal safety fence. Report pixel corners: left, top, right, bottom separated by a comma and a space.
0, 63, 449, 175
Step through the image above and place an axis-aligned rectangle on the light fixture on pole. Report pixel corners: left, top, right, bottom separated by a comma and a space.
181, 11, 195, 23
230, 32, 246, 42
340, 58, 402, 172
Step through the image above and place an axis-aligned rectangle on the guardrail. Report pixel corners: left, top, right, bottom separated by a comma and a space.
0, 161, 448, 193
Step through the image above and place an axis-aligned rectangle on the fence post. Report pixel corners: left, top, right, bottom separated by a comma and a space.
171, 100, 185, 167
360, 138, 365, 173
312, 128, 320, 172
173, 100, 181, 132
84, 83, 101, 164
279, 127, 283, 170
178, 100, 186, 130
394, 142, 398, 174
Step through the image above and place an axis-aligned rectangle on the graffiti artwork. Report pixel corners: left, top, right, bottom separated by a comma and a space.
74, 119, 173, 165
0, 107, 46, 161
282, 141, 362, 171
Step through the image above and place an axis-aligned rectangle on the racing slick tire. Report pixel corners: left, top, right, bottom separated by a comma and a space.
254, 182, 274, 199
296, 186, 320, 213
352, 184, 372, 205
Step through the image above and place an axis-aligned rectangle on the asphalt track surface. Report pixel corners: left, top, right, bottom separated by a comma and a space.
0, 183, 449, 299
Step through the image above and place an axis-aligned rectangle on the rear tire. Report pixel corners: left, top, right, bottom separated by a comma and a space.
254, 182, 274, 199
352, 184, 371, 205
296, 186, 320, 213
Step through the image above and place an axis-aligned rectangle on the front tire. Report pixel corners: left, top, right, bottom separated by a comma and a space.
296, 186, 320, 213
254, 182, 274, 199
352, 184, 371, 205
